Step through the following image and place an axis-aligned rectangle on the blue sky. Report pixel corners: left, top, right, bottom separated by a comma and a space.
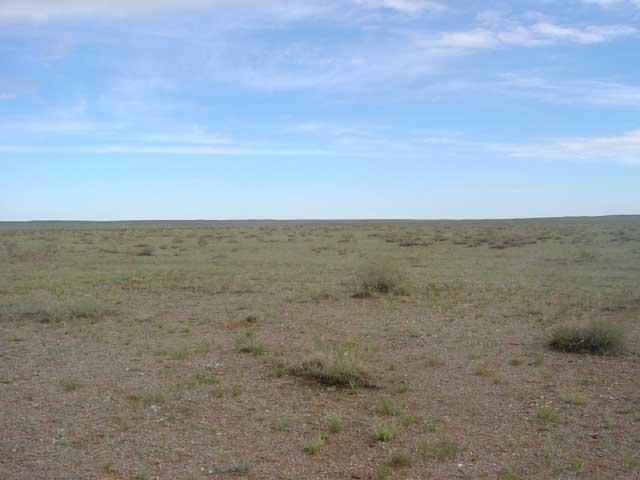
1, 0, 639, 220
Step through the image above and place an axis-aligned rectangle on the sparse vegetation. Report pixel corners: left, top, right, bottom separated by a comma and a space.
1, 219, 639, 479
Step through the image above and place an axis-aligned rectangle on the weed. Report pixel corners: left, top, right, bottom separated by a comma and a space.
303, 435, 326, 455
402, 414, 416, 427
275, 417, 293, 432
536, 406, 561, 423
327, 413, 342, 434
374, 419, 399, 443
129, 390, 165, 407
508, 356, 525, 366
390, 450, 413, 467
59, 379, 81, 392
379, 399, 402, 416
419, 438, 461, 460
234, 329, 266, 356
560, 391, 587, 406
376, 464, 390, 480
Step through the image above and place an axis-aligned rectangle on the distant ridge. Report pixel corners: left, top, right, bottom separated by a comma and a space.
1, 215, 639, 230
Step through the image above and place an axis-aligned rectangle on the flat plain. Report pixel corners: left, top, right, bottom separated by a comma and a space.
1, 217, 639, 480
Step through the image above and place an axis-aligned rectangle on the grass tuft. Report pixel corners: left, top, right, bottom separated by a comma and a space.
419, 437, 461, 460
327, 413, 342, 434
288, 342, 375, 389
390, 449, 413, 467
374, 419, 399, 443
234, 329, 266, 356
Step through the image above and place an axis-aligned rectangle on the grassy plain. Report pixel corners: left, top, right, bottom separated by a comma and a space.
1, 217, 639, 479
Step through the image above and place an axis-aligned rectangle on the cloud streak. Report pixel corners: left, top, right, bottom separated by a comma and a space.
508, 130, 640, 165
497, 74, 640, 108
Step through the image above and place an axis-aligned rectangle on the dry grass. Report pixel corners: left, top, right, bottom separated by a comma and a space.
288, 342, 375, 388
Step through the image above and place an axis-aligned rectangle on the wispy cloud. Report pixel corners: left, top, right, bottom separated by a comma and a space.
507, 130, 640, 165
423, 21, 637, 50
497, 74, 640, 108
0, 93, 16, 100
0, 0, 440, 24
0, 143, 343, 157
581, 0, 640, 7
353, 0, 446, 15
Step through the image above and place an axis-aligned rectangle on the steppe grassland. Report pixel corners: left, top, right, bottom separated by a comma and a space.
1, 218, 639, 479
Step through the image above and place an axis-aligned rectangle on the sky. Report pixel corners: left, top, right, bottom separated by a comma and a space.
1, 0, 639, 220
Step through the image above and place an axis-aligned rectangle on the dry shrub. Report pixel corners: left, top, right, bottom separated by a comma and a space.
354, 259, 408, 296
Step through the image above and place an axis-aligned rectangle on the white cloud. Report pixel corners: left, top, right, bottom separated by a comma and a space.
0, 93, 16, 100
508, 130, 640, 165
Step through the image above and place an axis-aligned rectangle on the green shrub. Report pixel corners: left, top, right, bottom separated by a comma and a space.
548, 321, 625, 355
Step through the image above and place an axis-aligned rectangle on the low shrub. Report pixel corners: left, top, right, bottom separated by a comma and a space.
354, 259, 408, 296
548, 320, 625, 355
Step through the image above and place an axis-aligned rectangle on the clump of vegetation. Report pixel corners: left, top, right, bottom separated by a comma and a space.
66, 298, 107, 321
560, 391, 587, 406
374, 419, 399, 443
59, 379, 81, 392
327, 413, 342, 434
136, 244, 158, 256
354, 259, 408, 296
419, 437, 461, 460
234, 329, 266, 356
390, 450, 413, 467
303, 434, 327, 455
288, 342, 375, 389
536, 406, 561, 423
548, 320, 625, 355
128, 390, 165, 407
376, 465, 390, 480
379, 399, 402, 416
